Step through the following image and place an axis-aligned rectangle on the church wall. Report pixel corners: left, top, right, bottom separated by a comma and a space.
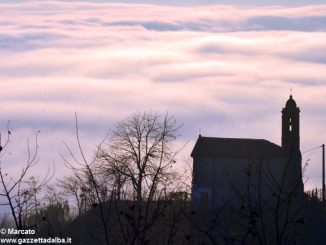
192, 156, 298, 210
192, 156, 252, 209
192, 157, 214, 210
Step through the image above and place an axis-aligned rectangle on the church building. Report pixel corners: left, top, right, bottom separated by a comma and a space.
191, 95, 304, 210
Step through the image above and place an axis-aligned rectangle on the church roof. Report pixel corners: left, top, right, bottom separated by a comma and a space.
191, 136, 284, 158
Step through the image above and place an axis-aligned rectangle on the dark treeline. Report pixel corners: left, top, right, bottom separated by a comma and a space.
0, 111, 325, 244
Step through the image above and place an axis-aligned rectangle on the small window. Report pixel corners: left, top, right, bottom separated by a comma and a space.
289, 118, 292, 123
289, 125, 292, 132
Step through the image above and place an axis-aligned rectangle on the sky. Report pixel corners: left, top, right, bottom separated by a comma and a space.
0, 0, 325, 198
1, 0, 326, 5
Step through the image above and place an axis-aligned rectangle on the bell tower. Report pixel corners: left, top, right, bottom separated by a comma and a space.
282, 95, 300, 153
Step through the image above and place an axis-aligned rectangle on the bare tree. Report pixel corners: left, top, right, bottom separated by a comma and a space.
95, 111, 183, 244
27, 184, 71, 238
61, 114, 110, 245
0, 126, 53, 234
96, 111, 182, 201
58, 175, 84, 216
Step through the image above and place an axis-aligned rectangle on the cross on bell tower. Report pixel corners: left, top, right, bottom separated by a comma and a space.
282, 95, 300, 153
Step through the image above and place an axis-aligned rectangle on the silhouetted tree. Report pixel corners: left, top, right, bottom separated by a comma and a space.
58, 175, 84, 216
95, 111, 184, 244
61, 114, 110, 245
0, 126, 53, 234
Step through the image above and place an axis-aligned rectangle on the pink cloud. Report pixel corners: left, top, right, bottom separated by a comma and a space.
0, 1, 325, 191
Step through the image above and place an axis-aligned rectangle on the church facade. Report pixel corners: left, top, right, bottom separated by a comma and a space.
191, 95, 304, 210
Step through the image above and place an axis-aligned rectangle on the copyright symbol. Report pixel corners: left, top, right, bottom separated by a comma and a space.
0, 228, 6, 234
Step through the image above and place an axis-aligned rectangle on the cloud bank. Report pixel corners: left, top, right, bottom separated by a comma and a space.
0, 1, 325, 190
